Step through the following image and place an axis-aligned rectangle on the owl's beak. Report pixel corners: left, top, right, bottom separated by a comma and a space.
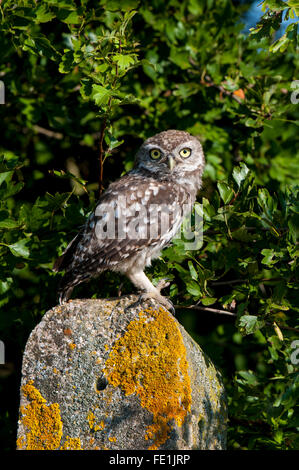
167, 155, 176, 171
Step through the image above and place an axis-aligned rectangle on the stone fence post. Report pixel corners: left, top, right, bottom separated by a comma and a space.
17, 296, 227, 450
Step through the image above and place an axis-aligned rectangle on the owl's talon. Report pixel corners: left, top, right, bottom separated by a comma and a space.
155, 278, 171, 293
138, 291, 175, 315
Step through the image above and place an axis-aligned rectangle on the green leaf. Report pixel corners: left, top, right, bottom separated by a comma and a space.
232, 163, 250, 188
104, 135, 124, 151
56, 9, 82, 24
102, 0, 139, 12
0, 219, 20, 229
238, 370, 259, 386
0, 278, 13, 295
257, 188, 277, 221
50, 169, 87, 188
188, 261, 198, 280
271, 22, 298, 53
59, 50, 74, 74
231, 227, 257, 242
217, 182, 234, 204
0, 181, 24, 200
19, 203, 46, 232
43, 0, 77, 8
112, 53, 136, 70
0, 171, 13, 186
22, 35, 59, 61
261, 248, 276, 266
201, 297, 217, 306
91, 84, 112, 106
202, 197, 215, 221
186, 280, 202, 297
169, 48, 190, 69
44, 192, 72, 211
173, 83, 200, 99
80, 79, 93, 100
34, 5, 56, 23
239, 315, 265, 335
8, 239, 30, 258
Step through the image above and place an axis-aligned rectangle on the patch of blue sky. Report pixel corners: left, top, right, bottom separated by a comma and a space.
241, 0, 298, 38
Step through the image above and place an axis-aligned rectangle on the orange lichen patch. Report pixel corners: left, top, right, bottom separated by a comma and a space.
69, 342, 76, 350
108, 436, 116, 442
17, 380, 63, 450
60, 436, 82, 450
103, 307, 192, 450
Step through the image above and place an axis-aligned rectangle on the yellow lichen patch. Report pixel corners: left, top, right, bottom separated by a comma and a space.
16, 435, 26, 450
98, 420, 105, 431
103, 307, 192, 450
87, 411, 105, 432
17, 380, 63, 450
87, 411, 96, 430
108, 436, 116, 442
205, 366, 222, 412
69, 342, 76, 350
60, 436, 82, 450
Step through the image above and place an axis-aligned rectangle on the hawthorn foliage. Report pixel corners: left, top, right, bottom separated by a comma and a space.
0, 0, 298, 450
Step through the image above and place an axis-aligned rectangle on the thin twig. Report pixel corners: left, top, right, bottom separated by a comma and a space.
267, 323, 299, 334
211, 279, 247, 286
97, 39, 122, 197
175, 304, 237, 317
98, 116, 107, 196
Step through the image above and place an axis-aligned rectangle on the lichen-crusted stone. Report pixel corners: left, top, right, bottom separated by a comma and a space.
17, 295, 227, 450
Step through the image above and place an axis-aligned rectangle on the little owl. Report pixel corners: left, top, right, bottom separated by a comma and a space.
54, 129, 205, 312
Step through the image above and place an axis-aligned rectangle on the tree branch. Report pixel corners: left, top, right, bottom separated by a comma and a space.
175, 304, 299, 334
32, 125, 63, 140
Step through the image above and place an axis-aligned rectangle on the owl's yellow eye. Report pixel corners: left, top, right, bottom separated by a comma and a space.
179, 148, 192, 158
150, 148, 162, 160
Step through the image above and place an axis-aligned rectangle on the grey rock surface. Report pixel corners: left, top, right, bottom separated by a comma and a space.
17, 296, 227, 450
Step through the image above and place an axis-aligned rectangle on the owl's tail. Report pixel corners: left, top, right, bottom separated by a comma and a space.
53, 230, 87, 304
57, 268, 95, 304
57, 272, 77, 305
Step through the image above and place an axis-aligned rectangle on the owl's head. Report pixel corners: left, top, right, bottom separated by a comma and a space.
134, 129, 205, 178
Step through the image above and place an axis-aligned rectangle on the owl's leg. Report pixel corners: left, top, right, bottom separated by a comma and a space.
126, 270, 175, 314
